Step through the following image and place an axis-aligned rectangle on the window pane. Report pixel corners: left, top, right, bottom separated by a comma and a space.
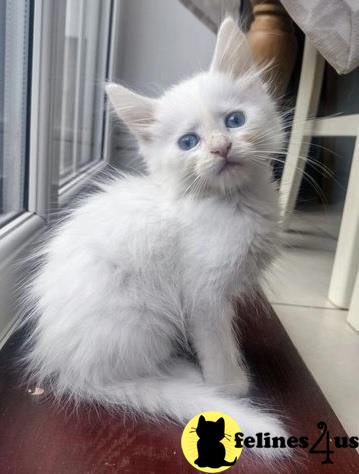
57, 0, 111, 186
0, 0, 31, 227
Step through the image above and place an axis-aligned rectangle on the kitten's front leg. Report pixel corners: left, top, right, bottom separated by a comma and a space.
190, 301, 250, 396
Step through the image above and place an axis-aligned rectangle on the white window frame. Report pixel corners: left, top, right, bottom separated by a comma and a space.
0, 0, 115, 348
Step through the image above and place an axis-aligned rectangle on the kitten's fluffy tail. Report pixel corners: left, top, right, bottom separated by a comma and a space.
82, 361, 290, 460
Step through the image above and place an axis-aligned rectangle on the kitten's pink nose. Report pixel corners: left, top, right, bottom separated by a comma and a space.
210, 135, 232, 159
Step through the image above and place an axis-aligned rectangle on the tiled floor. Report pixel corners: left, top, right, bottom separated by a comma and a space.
264, 210, 359, 439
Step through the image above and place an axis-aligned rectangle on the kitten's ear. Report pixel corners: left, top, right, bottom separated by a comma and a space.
198, 415, 206, 426
105, 83, 157, 142
216, 417, 225, 430
210, 17, 252, 77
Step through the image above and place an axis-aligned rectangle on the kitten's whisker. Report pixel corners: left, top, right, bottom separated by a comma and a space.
259, 152, 335, 178
182, 174, 202, 196
246, 150, 339, 184
251, 155, 329, 208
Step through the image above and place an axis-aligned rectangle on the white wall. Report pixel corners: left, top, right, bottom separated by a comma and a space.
113, 0, 216, 95
108, 0, 216, 169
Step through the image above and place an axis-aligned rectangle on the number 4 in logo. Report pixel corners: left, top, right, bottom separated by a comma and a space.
309, 421, 335, 464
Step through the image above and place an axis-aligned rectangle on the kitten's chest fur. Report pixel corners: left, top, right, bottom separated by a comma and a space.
175, 192, 279, 296
98, 179, 279, 300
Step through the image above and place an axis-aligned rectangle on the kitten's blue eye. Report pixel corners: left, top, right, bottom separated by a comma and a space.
178, 133, 200, 151
225, 111, 246, 129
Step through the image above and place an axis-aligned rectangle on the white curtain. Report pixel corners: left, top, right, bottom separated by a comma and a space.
180, 0, 359, 74
281, 0, 359, 74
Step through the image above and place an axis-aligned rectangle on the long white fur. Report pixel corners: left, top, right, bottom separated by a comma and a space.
25, 18, 290, 459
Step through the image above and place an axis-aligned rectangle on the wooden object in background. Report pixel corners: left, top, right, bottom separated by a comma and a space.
247, 0, 297, 98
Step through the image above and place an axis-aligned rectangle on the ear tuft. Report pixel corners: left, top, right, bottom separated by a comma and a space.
210, 17, 252, 77
105, 83, 157, 142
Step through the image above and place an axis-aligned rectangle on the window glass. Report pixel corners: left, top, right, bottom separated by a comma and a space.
57, 0, 111, 186
0, 0, 31, 227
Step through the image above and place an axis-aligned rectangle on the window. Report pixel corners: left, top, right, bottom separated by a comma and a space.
0, 0, 32, 228
57, 0, 112, 189
0, 0, 114, 345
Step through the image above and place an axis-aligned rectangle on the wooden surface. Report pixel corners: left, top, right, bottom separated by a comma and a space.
0, 303, 358, 473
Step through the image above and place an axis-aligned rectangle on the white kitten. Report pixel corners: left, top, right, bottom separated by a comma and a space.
25, 18, 288, 459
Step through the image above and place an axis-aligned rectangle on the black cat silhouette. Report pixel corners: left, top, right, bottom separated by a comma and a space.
194, 415, 237, 468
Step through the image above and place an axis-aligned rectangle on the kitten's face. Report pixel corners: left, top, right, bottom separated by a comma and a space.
147, 71, 282, 193
106, 18, 283, 195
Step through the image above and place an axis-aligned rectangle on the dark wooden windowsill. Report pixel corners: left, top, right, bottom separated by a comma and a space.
0, 302, 358, 473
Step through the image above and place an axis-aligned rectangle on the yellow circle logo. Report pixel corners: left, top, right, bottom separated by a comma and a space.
181, 411, 243, 472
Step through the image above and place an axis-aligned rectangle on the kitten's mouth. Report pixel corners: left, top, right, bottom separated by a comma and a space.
217, 160, 241, 175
